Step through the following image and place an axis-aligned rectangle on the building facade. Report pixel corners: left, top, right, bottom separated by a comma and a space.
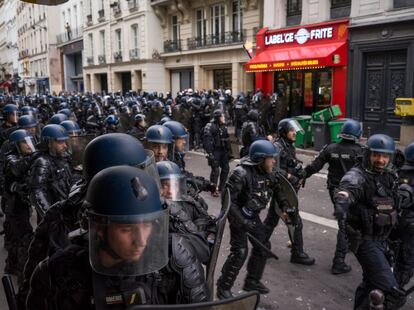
17, 2, 62, 94
347, 0, 414, 139
0, 0, 19, 93
249, 0, 351, 117
57, 0, 84, 92
82, 0, 165, 94
151, 0, 262, 96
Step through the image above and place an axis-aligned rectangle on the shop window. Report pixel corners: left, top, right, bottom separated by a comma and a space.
394, 0, 414, 8
213, 69, 232, 90
316, 70, 332, 110
287, 0, 302, 26
330, 0, 351, 18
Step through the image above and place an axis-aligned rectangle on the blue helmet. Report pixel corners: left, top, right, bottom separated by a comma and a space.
159, 116, 172, 125
339, 120, 362, 141
163, 121, 188, 139
59, 102, 68, 110
83, 133, 157, 182
404, 142, 414, 164
9, 129, 37, 155
20, 105, 37, 116
85, 166, 168, 276
3, 104, 18, 114
49, 113, 69, 125
60, 120, 81, 134
157, 161, 182, 180
145, 125, 173, 144
249, 140, 279, 163
58, 108, 72, 118
366, 134, 395, 154
40, 124, 69, 142
18, 115, 38, 129
105, 115, 119, 126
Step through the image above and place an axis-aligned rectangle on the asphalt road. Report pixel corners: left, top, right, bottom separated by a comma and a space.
0, 150, 412, 309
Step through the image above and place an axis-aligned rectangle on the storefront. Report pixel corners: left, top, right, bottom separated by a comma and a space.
246, 19, 349, 116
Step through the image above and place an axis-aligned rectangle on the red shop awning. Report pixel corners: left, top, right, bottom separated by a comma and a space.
246, 42, 347, 72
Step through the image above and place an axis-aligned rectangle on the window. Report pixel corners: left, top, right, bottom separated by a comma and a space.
195, 9, 206, 38
74, 5, 78, 28
232, 0, 243, 33
210, 3, 225, 41
100, 30, 105, 55
171, 15, 179, 42
394, 0, 414, 8
100, 0, 104, 10
331, 0, 351, 8
330, 0, 351, 18
115, 29, 122, 51
131, 24, 138, 49
89, 33, 94, 56
287, 0, 302, 16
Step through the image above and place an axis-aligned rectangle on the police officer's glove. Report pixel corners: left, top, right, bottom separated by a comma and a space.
399, 184, 414, 210
245, 198, 264, 212
334, 194, 350, 221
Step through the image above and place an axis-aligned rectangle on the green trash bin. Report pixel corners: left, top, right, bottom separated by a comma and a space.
328, 118, 349, 143
312, 108, 333, 122
294, 115, 312, 148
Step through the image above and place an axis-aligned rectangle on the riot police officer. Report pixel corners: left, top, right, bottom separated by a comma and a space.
303, 119, 363, 274
104, 114, 120, 134
394, 141, 414, 288
27, 166, 209, 309
0, 103, 19, 145
240, 109, 265, 158
49, 113, 69, 125
145, 124, 174, 162
216, 140, 288, 299
18, 133, 159, 309
272, 118, 315, 265
233, 95, 249, 142
203, 109, 232, 196
18, 115, 40, 142
29, 124, 74, 217
334, 134, 406, 309
3, 129, 37, 281
127, 114, 146, 141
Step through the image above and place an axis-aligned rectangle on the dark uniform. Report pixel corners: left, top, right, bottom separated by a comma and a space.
334, 134, 406, 309
27, 166, 209, 309
240, 110, 263, 158
304, 120, 363, 274
203, 110, 231, 193
217, 140, 288, 299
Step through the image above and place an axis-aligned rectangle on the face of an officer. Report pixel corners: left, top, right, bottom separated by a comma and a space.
219, 115, 225, 124
262, 157, 276, 173
106, 222, 152, 262
160, 179, 179, 199
149, 142, 169, 162
370, 151, 391, 171
18, 141, 34, 156
175, 138, 186, 153
286, 129, 296, 142
51, 140, 68, 157
26, 126, 37, 136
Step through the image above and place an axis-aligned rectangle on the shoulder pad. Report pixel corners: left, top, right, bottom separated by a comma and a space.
340, 168, 365, 187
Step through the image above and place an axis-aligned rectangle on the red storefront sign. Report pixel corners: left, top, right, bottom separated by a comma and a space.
246, 19, 349, 114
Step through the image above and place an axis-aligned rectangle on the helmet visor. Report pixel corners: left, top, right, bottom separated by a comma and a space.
17, 136, 37, 156
139, 150, 162, 190
160, 175, 186, 201
287, 119, 304, 134
89, 209, 169, 276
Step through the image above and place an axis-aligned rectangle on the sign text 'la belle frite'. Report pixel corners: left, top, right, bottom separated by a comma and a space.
265, 27, 333, 46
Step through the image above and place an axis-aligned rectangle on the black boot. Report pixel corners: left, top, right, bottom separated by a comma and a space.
216, 251, 246, 300
244, 254, 269, 294
291, 251, 315, 265
243, 279, 270, 294
331, 260, 352, 275
216, 286, 234, 299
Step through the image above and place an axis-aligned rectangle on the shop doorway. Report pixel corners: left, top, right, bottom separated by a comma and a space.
121, 72, 132, 94
274, 69, 332, 117
361, 50, 405, 139
214, 68, 232, 89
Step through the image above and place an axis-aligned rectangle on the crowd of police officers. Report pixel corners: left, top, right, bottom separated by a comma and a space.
0, 88, 412, 309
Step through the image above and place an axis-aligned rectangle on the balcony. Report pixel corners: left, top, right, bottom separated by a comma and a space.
98, 54, 106, 64
86, 56, 94, 65
130, 48, 140, 60
56, 27, 83, 45
98, 9, 105, 22
187, 30, 245, 50
113, 51, 123, 62
86, 14, 92, 26
111, 2, 121, 17
163, 39, 181, 53
128, 0, 139, 10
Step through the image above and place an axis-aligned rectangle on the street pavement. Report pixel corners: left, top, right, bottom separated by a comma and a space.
0, 150, 412, 309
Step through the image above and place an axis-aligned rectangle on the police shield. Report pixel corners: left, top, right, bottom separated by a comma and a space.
70, 134, 96, 167
129, 291, 260, 310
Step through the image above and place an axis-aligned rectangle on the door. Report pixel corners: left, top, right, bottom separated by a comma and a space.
171, 72, 180, 95
121, 72, 132, 94
362, 50, 406, 139
100, 74, 108, 93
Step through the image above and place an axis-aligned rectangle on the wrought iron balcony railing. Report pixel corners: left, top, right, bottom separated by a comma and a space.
98, 54, 106, 64
86, 56, 94, 65
187, 30, 245, 50
113, 51, 123, 62
130, 48, 140, 59
163, 39, 181, 53
56, 27, 83, 44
